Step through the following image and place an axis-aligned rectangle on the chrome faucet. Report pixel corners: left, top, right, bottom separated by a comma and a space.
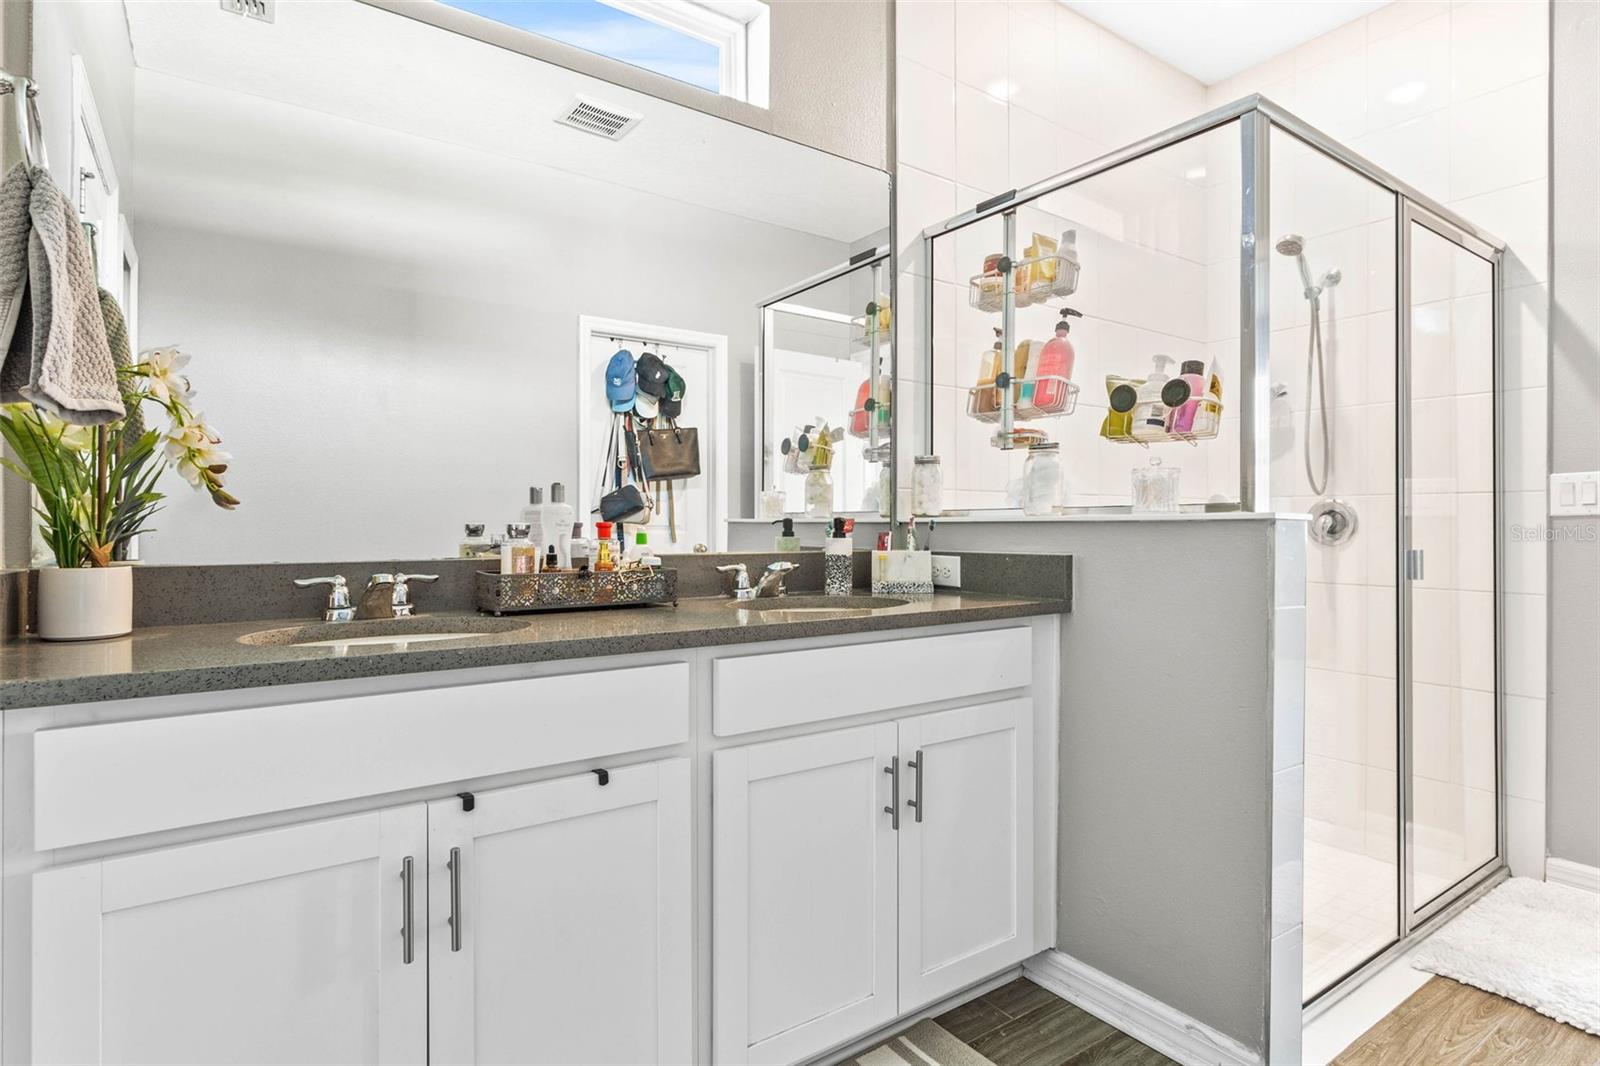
358, 571, 440, 619
753, 561, 797, 598
718, 561, 797, 601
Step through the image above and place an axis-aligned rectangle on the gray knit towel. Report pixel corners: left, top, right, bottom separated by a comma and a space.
0, 162, 125, 425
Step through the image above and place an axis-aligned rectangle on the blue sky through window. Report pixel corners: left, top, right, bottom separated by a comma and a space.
440, 1, 722, 93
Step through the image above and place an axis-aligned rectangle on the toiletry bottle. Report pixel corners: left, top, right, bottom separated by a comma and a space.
824, 517, 853, 596
593, 522, 615, 571
502, 523, 535, 575
976, 329, 1004, 414
545, 544, 558, 571
547, 483, 575, 568
1165, 359, 1206, 433
519, 487, 546, 561
1034, 307, 1082, 412
1130, 354, 1176, 441
570, 523, 592, 571
459, 523, 490, 558
636, 531, 661, 567
773, 516, 801, 551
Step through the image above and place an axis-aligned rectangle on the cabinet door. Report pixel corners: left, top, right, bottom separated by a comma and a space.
428, 759, 692, 1065
32, 807, 428, 1065
897, 698, 1034, 1010
713, 723, 899, 1065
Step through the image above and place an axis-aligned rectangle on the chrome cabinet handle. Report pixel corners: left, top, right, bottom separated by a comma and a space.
907, 750, 923, 823
447, 847, 462, 952
400, 856, 415, 965
883, 757, 900, 831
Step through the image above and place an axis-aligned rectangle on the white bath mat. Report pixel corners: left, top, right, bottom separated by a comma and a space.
1411, 876, 1600, 1035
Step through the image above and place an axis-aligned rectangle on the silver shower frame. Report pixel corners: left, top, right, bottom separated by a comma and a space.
915, 95, 1509, 1010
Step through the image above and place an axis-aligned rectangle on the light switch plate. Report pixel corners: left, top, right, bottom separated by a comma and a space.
1549, 471, 1600, 517
931, 554, 961, 588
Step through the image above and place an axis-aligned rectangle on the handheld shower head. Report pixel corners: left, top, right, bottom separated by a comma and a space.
1275, 233, 1316, 297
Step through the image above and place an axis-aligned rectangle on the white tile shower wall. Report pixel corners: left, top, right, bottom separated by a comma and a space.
1206, 1, 1552, 907
895, 2, 1215, 510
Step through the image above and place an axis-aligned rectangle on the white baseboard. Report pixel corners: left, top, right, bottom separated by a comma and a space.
1024, 950, 1259, 1066
1546, 857, 1600, 893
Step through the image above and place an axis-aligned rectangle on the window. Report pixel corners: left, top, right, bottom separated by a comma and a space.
438, 0, 769, 105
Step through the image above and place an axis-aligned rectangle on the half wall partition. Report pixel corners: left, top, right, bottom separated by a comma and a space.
913, 96, 1507, 1006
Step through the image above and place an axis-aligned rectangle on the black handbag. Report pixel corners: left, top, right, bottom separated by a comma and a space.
595, 417, 653, 523
637, 423, 701, 480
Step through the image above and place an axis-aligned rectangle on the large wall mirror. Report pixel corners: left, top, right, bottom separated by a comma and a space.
29, 0, 889, 564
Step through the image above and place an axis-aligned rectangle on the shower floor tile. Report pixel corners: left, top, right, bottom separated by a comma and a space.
1305, 837, 1400, 999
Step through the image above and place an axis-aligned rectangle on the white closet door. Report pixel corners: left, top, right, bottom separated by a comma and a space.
32, 807, 428, 1066
713, 723, 899, 1065
897, 698, 1034, 1011
428, 759, 692, 1066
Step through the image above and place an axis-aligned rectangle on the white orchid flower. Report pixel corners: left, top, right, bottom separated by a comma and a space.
140, 346, 193, 405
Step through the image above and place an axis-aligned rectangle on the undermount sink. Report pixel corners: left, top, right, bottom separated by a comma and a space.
726, 595, 910, 616
239, 616, 532, 648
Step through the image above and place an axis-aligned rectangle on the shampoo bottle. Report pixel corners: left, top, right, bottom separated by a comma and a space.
546, 483, 575, 568
1033, 307, 1082, 411
1130, 355, 1176, 442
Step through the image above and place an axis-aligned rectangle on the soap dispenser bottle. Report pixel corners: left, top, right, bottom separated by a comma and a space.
1131, 354, 1177, 442
824, 517, 853, 596
773, 517, 801, 551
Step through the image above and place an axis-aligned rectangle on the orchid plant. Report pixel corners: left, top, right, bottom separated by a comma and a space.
0, 345, 238, 568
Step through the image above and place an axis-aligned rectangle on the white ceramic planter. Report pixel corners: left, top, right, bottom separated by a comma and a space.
37, 565, 133, 641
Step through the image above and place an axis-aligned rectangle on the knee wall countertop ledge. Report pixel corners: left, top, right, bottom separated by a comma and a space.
0, 592, 1067, 711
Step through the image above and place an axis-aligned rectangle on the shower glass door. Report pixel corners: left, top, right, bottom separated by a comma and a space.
1401, 204, 1501, 927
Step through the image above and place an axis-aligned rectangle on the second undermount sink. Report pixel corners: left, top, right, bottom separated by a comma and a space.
239, 616, 532, 648
727, 595, 910, 615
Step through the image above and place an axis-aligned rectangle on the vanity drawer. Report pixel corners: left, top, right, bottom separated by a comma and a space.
34, 662, 690, 850
712, 625, 1033, 736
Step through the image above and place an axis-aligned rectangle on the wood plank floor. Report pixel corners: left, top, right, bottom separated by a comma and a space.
1332, 976, 1600, 1066
934, 978, 1175, 1066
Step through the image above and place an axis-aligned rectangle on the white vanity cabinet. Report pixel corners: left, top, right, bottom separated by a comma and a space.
30, 759, 693, 1066
427, 759, 693, 1065
32, 806, 430, 1066
712, 698, 1035, 1065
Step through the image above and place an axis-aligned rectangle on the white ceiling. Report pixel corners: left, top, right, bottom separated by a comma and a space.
1061, 1, 1388, 85
121, 0, 886, 243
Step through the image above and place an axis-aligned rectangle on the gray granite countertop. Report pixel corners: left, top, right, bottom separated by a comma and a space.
0, 591, 1067, 710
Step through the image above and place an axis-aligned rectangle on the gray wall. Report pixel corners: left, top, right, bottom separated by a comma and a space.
1548, 0, 1600, 868
733, 515, 1293, 1055
365, 0, 891, 173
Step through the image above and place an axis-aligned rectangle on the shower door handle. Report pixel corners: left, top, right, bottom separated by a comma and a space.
1405, 548, 1425, 582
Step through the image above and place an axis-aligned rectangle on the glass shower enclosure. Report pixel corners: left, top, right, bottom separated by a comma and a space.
913, 96, 1506, 1005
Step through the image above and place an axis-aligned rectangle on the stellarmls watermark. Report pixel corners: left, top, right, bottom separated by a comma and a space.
1510, 523, 1600, 543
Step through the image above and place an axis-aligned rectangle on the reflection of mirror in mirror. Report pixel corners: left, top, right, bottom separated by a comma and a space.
32, 0, 888, 563
760, 249, 891, 519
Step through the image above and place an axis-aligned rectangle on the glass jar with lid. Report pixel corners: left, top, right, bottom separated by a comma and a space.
1022, 442, 1062, 516
1131, 456, 1181, 513
911, 455, 943, 516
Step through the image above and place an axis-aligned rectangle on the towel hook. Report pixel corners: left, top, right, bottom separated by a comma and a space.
0, 72, 48, 170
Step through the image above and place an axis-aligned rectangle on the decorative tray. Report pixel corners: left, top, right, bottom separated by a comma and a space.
475, 568, 678, 615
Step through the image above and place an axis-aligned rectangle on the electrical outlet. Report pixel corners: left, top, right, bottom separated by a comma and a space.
931, 554, 961, 588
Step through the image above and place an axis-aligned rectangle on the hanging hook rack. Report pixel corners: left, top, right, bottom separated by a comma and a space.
0, 69, 48, 169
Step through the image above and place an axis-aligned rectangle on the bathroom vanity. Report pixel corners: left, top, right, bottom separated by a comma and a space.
1, 592, 1065, 1065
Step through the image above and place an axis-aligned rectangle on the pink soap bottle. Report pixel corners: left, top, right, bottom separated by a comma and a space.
1033, 307, 1082, 412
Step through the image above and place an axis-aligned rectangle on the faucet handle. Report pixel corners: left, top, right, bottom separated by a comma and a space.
293, 575, 355, 621
293, 575, 350, 607
716, 563, 751, 588
764, 561, 798, 573
389, 573, 438, 618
